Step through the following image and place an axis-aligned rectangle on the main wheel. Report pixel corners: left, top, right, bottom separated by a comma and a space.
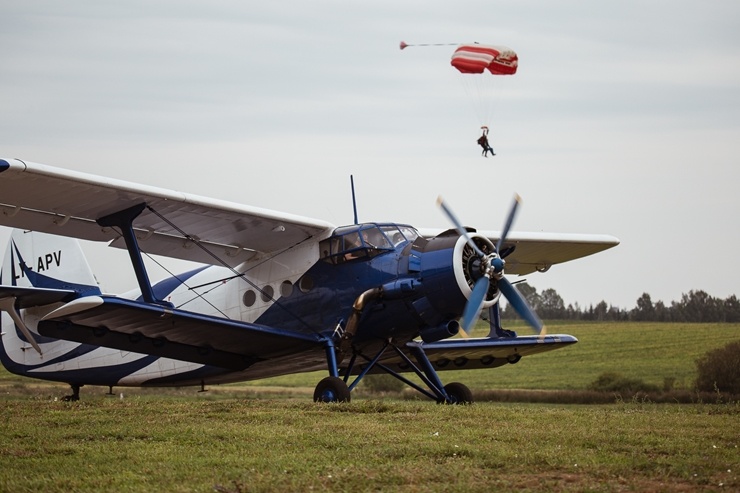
443, 382, 473, 405
313, 376, 351, 403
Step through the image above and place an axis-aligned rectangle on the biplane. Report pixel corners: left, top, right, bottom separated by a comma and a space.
0, 158, 618, 403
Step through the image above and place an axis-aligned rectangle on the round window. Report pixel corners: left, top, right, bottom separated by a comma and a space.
280, 280, 293, 297
242, 290, 256, 307
299, 275, 314, 293
260, 284, 274, 303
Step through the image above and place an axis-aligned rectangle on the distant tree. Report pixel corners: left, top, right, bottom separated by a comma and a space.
501, 282, 540, 319
608, 304, 628, 321
631, 293, 655, 321
677, 290, 722, 322
723, 295, 740, 323
498, 283, 737, 323
593, 300, 609, 321
654, 300, 670, 322
565, 302, 581, 320
539, 288, 565, 319
516, 283, 540, 310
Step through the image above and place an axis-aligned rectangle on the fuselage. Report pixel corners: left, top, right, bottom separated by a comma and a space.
1, 223, 494, 388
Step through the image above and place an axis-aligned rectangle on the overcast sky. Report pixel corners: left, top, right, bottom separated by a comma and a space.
1, 1, 738, 310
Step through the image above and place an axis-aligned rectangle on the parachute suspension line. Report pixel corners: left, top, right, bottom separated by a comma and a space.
457, 75, 491, 127
143, 205, 321, 334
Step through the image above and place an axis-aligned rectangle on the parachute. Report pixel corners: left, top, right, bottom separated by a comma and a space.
450, 43, 518, 126
450, 44, 518, 75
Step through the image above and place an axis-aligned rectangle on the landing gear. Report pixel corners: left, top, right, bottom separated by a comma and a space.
313, 376, 351, 403
62, 384, 81, 402
317, 338, 475, 405
443, 382, 473, 405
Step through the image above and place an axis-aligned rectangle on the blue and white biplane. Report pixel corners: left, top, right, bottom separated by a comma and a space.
0, 158, 618, 403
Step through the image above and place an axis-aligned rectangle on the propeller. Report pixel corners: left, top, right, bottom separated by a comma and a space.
437, 194, 545, 337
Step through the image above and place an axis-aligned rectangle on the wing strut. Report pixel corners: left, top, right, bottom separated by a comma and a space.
97, 203, 172, 308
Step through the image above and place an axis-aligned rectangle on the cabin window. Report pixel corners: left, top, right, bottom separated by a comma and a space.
280, 280, 293, 297
260, 284, 274, 302
243, 290, 256, 307
299, 275, 314, 292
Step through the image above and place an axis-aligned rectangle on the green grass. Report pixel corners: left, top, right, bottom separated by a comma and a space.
0, 395, 738, 492
249, 322, 740, 393
1, 322, 739, 492
457, 321, 740, 391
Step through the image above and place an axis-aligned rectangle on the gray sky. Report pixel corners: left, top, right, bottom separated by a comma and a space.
1, 0, 738, 310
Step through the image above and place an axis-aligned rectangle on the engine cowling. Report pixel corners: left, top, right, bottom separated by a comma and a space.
412, 230, 501, 329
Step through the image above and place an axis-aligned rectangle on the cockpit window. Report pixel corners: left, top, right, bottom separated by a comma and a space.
360, 228, 391, 249
321, 224, 414, 264
383, 225, 419, 246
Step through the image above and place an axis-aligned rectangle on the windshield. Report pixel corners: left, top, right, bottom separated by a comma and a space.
320, 223, 418, 264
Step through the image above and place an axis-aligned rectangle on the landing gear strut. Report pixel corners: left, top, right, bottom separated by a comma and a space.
62, 384, 81, 402
316, 339, 474, 405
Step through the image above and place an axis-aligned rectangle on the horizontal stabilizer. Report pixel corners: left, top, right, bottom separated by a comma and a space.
0, 285, 78, 308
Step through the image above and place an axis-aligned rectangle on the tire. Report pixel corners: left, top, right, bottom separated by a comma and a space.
443, 382, 473, 405
313, 376, 351, 403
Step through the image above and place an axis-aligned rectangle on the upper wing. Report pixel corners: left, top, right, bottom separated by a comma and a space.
0, 159, 335, 266
419, 228, 619, 275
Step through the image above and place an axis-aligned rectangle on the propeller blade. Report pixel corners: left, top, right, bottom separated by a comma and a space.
496, 193, 521, 254
498, 276, 546, 335
437, 196, 485, 258
460, 276, 489, 335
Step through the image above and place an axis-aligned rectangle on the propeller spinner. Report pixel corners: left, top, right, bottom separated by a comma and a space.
437, 194, 545, 336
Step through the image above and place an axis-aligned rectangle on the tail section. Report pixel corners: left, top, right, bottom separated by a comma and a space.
2, 228, 100, 291
0, 229, 216, 389
0, 229, 101, 380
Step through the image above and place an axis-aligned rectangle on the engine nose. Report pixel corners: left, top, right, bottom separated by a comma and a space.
414, 231, 501, 326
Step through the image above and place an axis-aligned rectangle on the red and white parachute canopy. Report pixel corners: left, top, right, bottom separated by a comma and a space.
450, 44, 518, 75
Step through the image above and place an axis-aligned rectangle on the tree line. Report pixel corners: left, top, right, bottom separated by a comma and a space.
500, 283, 740, 323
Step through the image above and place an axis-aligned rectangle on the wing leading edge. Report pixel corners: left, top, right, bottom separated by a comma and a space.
419, 228, 619, 275
0, 159, 336, 266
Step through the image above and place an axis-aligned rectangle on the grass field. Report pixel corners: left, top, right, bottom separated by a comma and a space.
1, 322, 739, 492
0, 394, 737, 492
248, 322, 740, 394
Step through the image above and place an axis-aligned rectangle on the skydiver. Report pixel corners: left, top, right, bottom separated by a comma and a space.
477, 126, 495, 157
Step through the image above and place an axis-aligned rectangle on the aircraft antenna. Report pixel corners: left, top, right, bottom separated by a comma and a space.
351, 175, 359, 224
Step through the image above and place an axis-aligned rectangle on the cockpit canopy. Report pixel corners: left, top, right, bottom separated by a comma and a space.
320, 223, 419, 264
